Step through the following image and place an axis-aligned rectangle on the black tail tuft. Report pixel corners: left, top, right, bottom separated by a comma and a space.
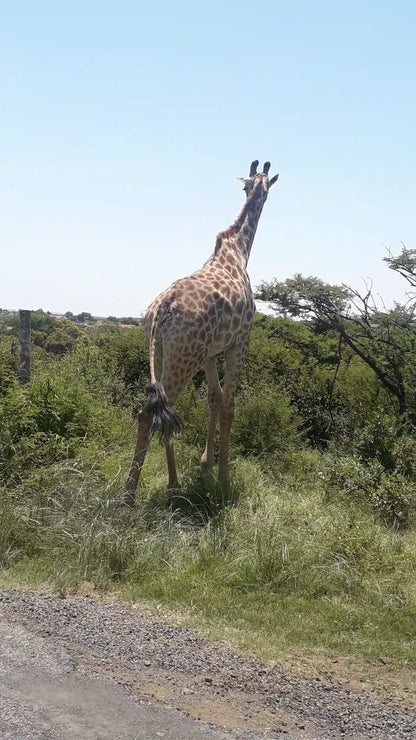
145, 382, 181, 442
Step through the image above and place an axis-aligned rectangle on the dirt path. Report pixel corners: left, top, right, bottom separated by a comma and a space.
0, 589, 415, 739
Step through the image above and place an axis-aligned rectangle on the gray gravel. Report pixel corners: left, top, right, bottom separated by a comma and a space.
0, 588, 415, 739
0, 616, 232, 739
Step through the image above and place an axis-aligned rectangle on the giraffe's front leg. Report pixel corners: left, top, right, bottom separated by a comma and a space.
218, 403, 233, 491
200, 357, 222, 478
217, 341, 248, 491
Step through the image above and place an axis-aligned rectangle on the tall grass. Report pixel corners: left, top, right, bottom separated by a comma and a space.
1, 443, 415, 667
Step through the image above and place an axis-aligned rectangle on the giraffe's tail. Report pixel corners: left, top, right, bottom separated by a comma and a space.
144, 382, 181, 442
146, 301, 181, 443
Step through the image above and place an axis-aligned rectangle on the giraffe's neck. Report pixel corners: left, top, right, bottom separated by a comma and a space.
214, 191, 265, 267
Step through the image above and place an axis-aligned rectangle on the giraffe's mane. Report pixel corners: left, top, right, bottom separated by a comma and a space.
214, 199, 250, 255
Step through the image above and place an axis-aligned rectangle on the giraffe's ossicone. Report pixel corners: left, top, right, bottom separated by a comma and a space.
124, 160, 279, 504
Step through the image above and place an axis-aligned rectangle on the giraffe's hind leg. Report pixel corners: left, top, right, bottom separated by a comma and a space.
200, 357, 222, 478
160, 352, 205, 489
154, 349, 179, 489
158, 374, 186, 491
124, 409, 153, 506
123, 346, 169, 505
160, 381, 180, 490
165, 434, 179, 489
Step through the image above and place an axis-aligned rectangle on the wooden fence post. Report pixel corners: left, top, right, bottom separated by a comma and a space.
18, 309, 31, 385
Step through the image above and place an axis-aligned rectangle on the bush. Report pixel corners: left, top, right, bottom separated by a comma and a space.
42, 321, 89, 355
392, 434, 416, 478
371, 473, 416, 527
0, 347, 127, 486
93, 326, 149, 405
232, 385, 301, 460
174, 380, 302, 464
352, 413, 397, 470
322, 453, 416, 528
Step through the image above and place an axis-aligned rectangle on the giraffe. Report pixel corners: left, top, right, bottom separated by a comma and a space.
124, 159, 279, 504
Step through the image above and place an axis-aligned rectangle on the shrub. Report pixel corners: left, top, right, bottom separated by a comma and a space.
93, 326, 149, 405
43, 321, 89, 355
0, 348, 127, 486
371, 473, 416, 528
232, 385, 301, 460
392, 434, 416, 478
352, 413, 397, 470
322, 453, 416, 528
323, 454, 384, 499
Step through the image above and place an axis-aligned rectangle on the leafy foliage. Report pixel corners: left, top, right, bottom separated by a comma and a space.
2, 311, 89, 355
233, 384, 301, 459
256, 266, 416, 420
0, 346, 127, 486
93, 325, 149, 406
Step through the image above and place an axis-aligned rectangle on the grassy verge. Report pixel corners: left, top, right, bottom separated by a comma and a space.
1, 441, 415, 678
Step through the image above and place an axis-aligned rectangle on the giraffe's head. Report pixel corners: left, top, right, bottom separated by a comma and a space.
214, 159, 279, 258
238, 160, 279, 201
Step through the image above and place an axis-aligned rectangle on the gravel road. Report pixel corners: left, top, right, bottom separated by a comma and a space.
0, 589, 415, 739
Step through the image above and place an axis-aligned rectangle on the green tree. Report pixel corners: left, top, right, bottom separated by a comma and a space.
256, 267, 416, 421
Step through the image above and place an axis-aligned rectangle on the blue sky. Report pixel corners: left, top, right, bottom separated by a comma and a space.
2, 1, 415, 315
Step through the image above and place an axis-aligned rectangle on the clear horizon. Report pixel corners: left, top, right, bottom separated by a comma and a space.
2, 2, 415, 316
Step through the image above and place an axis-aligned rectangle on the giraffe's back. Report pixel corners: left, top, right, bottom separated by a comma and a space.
145, 263, 255, 371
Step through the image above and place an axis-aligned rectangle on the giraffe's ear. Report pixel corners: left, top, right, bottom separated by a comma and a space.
269, 174, 279, 187
237, 176, 250, 189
